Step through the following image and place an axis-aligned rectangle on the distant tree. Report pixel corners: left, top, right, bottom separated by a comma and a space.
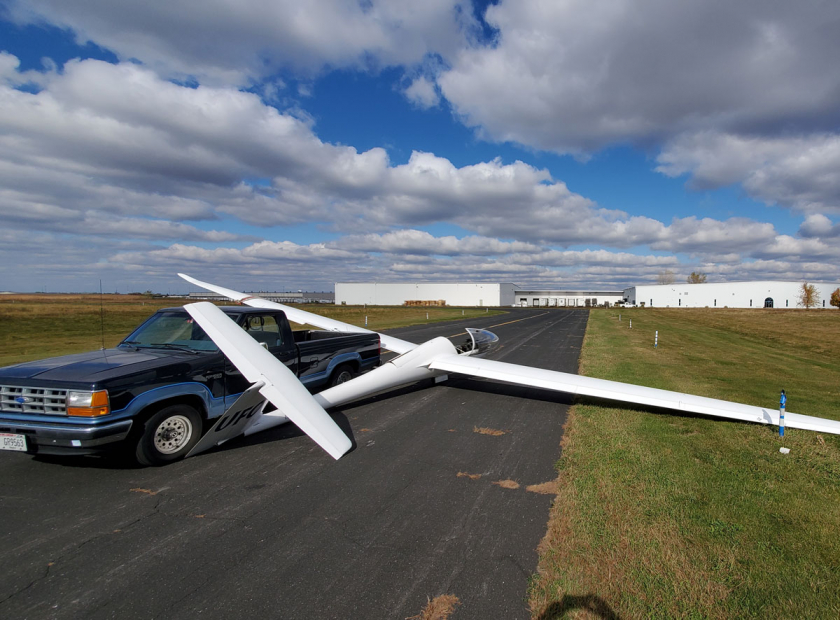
657, 270, 676, 285
687, 271, 707, 284
831, 288, 840, 309
797, 283, 820, 309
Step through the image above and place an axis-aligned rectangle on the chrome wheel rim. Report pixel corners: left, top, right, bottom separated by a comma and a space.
153, 414, 193, 454
335, 370, 353, 384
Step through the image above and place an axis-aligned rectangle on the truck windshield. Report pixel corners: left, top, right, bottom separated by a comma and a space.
121, 312, 221, 352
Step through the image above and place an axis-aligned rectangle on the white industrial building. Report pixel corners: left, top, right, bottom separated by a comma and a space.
515, 290, 624, 307
335, 282, 518, 307
623, 281, 840, 309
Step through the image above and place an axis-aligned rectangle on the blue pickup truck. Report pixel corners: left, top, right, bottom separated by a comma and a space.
0, 306, 380, 465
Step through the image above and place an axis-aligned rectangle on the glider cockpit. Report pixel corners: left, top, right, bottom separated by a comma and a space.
455, 328, 500, 356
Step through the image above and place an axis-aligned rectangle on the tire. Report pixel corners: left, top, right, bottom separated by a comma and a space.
329, 363, 356, 387
134, 404, 202, 466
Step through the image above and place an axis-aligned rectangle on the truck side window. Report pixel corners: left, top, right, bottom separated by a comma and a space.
244, 315, 283, 348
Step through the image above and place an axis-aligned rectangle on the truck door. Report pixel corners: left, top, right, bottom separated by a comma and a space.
223, 313, 297, 407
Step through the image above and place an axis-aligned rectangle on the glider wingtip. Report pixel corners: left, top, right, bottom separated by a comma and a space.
330, 440, 353, 460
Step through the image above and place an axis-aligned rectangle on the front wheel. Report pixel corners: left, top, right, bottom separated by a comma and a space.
329, 363, 356, 387
134, 404, 202, 466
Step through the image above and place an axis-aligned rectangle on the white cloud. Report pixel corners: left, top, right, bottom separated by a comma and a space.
7, 0, 478, 84
799, 214, 840, 239
0, 55, 833, 292
404, 76, 440, 109
752, 235, 840, 262
0, 51, 20, 78
9, 0, 840, 221
2, 57, 686, 246
333, 230, 541, 255
436, 0, 840, 154
657, 132, 840, 214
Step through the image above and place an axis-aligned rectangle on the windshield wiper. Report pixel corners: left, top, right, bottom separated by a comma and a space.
148, 343, 201, 355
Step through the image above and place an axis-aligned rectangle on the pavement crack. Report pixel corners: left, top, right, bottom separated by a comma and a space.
0, 562, 51, 606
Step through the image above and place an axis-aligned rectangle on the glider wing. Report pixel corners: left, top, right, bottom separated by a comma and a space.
185, 302, 353, 459
428, 354, 840, 435
178, 273, 416, 354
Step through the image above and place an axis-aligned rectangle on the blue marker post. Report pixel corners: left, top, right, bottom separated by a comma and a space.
779, 389, 786, 437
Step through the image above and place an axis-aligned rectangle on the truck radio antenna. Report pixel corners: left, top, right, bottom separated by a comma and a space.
100, 279, 106, 353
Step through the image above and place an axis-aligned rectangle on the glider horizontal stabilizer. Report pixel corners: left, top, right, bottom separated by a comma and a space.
184, 302, 352, 459
428, 355, 840, 435
178, 273, 415, 354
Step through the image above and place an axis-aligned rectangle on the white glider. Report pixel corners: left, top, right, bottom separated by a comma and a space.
180, 273, 840, 459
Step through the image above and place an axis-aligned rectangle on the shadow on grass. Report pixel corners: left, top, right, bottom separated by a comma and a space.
537, 594, 621, 620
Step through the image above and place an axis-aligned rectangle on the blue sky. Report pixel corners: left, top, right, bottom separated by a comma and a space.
1, 1, 838, 293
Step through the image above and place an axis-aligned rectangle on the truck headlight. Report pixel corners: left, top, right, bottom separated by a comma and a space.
67, 390, 110, 417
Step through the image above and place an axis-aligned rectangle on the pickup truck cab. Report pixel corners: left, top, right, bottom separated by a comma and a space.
0, 306, 379, 465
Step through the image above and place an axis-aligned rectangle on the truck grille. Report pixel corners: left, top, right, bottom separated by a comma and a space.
0, 385, 68, 415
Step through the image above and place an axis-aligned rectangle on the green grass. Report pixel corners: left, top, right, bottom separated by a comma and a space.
0, 294, 504, 366
530, 308, 840, 619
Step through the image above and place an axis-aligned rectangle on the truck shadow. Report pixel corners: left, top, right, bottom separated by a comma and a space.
30, 410, 356, 468
31, 452, 140, 470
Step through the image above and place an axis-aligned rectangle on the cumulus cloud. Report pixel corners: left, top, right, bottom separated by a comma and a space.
436, 0, 840, 154
7, 0, 478, 84
404, 76, 440, 109
9, 0, 840, 221
0, 56, 682, 247
657, 132, 840, 214
752, 235, 840, 262
0, 54, 833, 292
332, 230, 541, 255
799, 214, 840, 239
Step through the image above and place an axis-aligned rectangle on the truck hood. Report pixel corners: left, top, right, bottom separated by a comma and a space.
0, 348, 199, 383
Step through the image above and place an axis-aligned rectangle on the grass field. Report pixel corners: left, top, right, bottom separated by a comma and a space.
530, 308, 840, 619
0, 294, 503, 367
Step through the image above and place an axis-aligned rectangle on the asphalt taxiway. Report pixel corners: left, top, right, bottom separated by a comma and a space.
0, 308, 588, 619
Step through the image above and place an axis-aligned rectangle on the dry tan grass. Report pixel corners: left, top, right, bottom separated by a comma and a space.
473, 426, 508, 436
492, 479, 520, 489
406, 594, 461, 620
456, 472, 482, 480
525, 481, 558, 495
0, 294, 504, 366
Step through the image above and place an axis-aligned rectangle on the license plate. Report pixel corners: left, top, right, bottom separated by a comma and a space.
0, 433, 27, 452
